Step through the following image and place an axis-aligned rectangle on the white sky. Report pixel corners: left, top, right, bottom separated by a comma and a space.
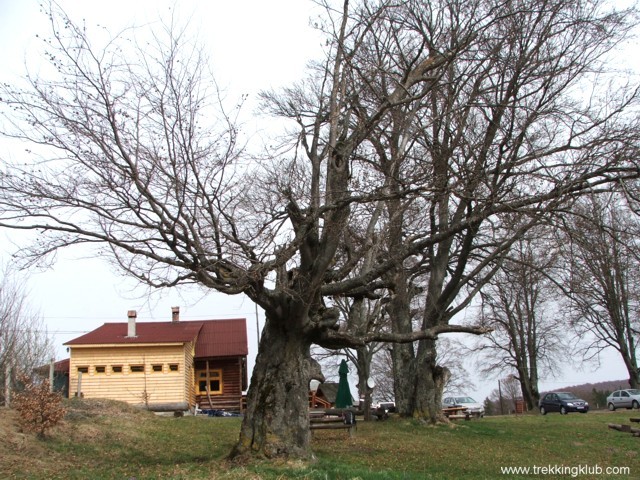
0, 0, 634, 403
0, 0, 324, 388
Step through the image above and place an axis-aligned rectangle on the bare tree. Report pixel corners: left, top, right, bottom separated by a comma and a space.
369, 347, 395, 403
0, 0, 638, 459
0, 268, 54, 406
438, 338, 475, 396
0, 1, 481, 458
501, 375, 522, 413
561, 193, 640, 388
353, 0, 640, 422
472, 231, 564, 411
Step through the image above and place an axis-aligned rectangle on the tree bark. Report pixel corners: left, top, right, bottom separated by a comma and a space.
409, 339, 450, 423
230, 313, 313, 460
355, 346, 373, 421
388, 275, 416, 416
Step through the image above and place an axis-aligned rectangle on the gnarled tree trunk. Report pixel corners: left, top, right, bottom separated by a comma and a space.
230, 313, 313, 460
412, 339, 450, 423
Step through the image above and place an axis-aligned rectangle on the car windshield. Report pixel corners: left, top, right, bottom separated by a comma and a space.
627, 389, 640, 395
455, 397, 476, 403
557, 393, 578, 400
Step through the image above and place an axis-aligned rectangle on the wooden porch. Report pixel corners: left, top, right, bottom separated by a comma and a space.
194, 357, 246, 413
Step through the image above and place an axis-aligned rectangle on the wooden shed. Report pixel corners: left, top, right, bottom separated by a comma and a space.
63, 308, 247, 412
311, 382, 354, 408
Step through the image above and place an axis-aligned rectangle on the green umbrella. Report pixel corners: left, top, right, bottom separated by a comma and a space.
335, 359, 353, 408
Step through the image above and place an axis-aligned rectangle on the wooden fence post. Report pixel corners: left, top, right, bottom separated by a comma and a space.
77, 370, 83, 398
49, 358, 55, 392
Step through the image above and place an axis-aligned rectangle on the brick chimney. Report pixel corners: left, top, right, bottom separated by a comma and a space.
127, 310, 137, 337
171, 306, 180, 323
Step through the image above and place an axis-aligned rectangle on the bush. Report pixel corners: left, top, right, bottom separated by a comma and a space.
13, 376, 66, 439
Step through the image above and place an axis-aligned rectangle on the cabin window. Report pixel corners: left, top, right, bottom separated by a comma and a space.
129, 365, 145, 373
196, 369, 222, 395
111, 365, 123, 373
95, 365, 106, 374
77, 366, 89, 374
168, 364, 179, 372
152, 364, 163, 373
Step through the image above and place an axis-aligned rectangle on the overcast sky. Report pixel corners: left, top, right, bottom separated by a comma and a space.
0, 0, 324, 385
0, 0, 634, 402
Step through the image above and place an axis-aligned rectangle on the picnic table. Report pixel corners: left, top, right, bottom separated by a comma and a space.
442, 406, 471, 420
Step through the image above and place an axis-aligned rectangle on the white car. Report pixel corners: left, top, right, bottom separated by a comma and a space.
607, 389, 640, 410
443, 396, 485, 417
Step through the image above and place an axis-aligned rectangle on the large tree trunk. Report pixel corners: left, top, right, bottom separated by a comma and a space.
355, 346, 373, 421
388, 269, 416, 416
518, 361, 540, 411
623, 351, 639, 389
230, 314, 313, 460
410, 339, 449, 423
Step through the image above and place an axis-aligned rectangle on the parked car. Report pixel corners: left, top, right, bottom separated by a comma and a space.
606, 389, 640, 411
442, 396, 485, 417
376, 401, 396, 413
539, 392, 589, 415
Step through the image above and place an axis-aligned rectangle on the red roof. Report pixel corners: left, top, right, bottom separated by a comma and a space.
64, 321, 204, 345
54, 358, 70, 373
34, 358, 70, 375
64, 318, 247, 358
195, 318, 248, 357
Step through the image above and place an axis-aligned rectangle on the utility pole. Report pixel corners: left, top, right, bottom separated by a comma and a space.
498, 379, 504, 415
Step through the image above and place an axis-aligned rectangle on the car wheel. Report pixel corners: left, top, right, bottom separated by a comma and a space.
633, 400, 639, 410
608, 403, 616, 411
560, 406, 568, 415
540, 406, 546, 415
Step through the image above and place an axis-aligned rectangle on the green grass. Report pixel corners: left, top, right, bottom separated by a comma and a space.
2, 400, 639, 479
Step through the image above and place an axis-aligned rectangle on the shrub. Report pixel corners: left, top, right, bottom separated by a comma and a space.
13, 376, 66, 439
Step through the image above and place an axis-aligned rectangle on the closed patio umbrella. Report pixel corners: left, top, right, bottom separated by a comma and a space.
335, 359, 352, 408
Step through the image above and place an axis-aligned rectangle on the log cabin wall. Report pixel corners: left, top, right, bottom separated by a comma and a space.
68, 344, 189, 407
194, 357, 244, 411
185, 340, 196, 407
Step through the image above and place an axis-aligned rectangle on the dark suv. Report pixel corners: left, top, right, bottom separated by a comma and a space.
539, 392, 589, 415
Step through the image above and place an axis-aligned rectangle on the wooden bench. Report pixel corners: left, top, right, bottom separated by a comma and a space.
630, 418, 640, 423
310, 411, 356, 437
608, 423, 640, 437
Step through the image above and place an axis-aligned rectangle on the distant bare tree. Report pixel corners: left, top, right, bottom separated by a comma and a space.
561, 193, 640, 388
369, 347, 395, 403
438, 338, 475, 396
0, 268, 54, 406
501, 375, 522, 413
472, 231, 564, 410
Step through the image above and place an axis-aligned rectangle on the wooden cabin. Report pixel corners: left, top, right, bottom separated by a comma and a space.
310, 382, 355, 408
63, 308, 247, 412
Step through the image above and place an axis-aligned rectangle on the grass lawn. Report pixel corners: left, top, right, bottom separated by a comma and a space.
1, 399, 639, 479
